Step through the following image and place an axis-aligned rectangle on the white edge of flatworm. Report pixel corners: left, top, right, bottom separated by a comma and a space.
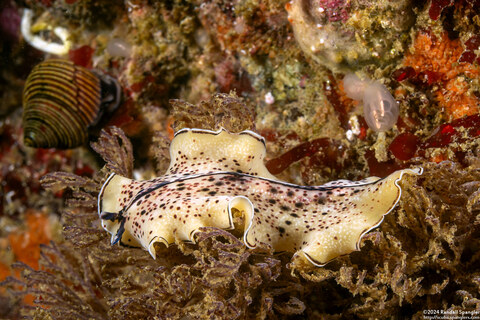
300, 167, 423, 267
148, 236, 170, 259
187, 195, 238, 244
146, 194, 242, 259
97, 172, 127, 247
235, 196, 256, 249
174, 127, 266, 146
97, 172, 117, 231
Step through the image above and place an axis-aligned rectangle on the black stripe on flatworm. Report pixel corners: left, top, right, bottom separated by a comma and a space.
100, 211, 119, 221
111, 218, 126, 245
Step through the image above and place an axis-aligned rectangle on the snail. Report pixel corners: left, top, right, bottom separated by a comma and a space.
22, 59, 121, 149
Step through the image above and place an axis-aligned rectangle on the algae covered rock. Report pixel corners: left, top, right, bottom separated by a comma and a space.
286, 0, 415, 72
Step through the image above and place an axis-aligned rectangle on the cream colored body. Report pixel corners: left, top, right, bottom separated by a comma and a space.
98, 128, 422, 266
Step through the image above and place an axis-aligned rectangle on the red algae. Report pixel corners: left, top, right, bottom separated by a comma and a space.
214, 57, 253, 94
421, 113, 480, 149
266, 137, 344, 175
389, 133, 419, 161
323, 74, 355, 129
317, 0, 351, 23
459, 35, 480, 64
387, 114, 480, 164
429, 0, 453, 20
392, 66, 416, 82
0, 1, 21, 43
68, 45, 94, 68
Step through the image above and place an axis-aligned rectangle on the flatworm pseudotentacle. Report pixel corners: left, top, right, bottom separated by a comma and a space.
98, 128, 422, 266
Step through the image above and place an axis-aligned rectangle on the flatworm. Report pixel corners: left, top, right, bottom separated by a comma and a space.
98, 128, 422, 266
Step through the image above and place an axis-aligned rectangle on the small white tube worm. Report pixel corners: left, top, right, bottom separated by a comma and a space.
21, 9, 71, 55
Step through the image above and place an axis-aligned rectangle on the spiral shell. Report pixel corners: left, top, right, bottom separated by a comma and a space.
23, 59, 102, 149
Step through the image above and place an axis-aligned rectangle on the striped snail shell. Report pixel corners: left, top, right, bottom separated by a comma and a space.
22, 59, 121, 149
